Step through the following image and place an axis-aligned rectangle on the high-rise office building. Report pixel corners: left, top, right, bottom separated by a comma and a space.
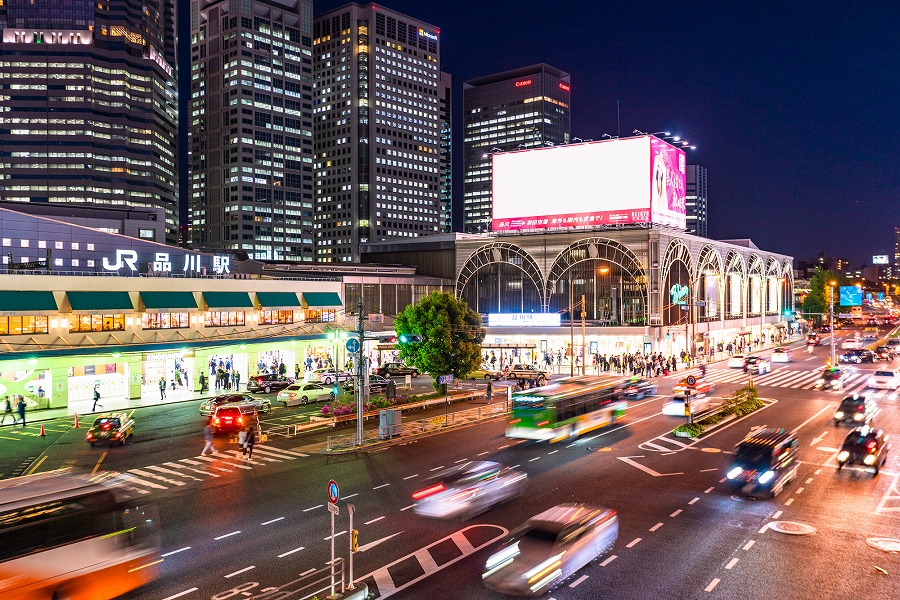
439, 71, 452, 233
0, 0, 179, 244
894, 226, 899, 268
462, 64, 570, 234
313, 3, 442, 262
189, 0, 315, 261
685, 165, 708, 237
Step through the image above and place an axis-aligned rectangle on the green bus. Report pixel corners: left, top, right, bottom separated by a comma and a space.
506, 375, 628, 442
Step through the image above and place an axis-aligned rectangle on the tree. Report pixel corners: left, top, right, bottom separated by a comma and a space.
394, 292, 486, 391
802, 268, 850, 325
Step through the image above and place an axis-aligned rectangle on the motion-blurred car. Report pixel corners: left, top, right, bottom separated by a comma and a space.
874, 346, 896, 361
819, 325, 831, 333
839, 349, 876, 364
506, 364, 550, 383
806, 333, 822, 346
210, 404, 257, 434
468, 366, 505, 380
482, 503, 618, 596
85, 413, 135, 447
770, 347, 792, 363
247, 373, 294, 394
833, 394, 878, 427
412, 461, 526, 520
743, 356, 771, 374
307, 368, 352, 385
726, 428, 799, 498
199, 393, 270, 416
616, 377, 658, 400
837, 426, 890, 476
375, 362, 420, 378
727, 354, 746, 368
815, 367, 849, 390
343, 374, 391, 394
868, 370, 900, 390
277, 382, 335, 406
841, 338, 862, 350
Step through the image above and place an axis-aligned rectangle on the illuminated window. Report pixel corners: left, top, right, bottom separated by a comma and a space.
0, 315, 48, 335
141, 312, 189, 330
259, 309, 294, 324
204, 311, 246, 327
70, 314, 125, 333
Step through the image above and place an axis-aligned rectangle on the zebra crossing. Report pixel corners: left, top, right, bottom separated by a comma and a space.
101, 444, 309, 495
666, 366, 900, 399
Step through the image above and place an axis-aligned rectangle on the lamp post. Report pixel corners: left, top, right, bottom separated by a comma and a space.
570, 275, 575, 377
829, 280, 837, 366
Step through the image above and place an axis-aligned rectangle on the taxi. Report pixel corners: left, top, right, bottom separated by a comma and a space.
85, 412, 135, 447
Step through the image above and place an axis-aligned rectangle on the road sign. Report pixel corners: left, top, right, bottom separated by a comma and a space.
438, 374, 455, 385
327, 502, 339, 516
327, 480, 339, 504
346, 338, 360, 353
686, 375, 696, 386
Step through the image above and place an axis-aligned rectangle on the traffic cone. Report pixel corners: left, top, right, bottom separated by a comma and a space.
40, 424, 45, 437
73, 413, 79, 428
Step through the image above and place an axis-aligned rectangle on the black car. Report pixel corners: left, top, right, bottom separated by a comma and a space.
344, 374, 391, 394
839, 349, 876, 364
815, 367, 849, 390
247, 373, 295, 394
874, 346, 896, 361
375, 362, 420, 378
834, 394, 878, 426
725, 428, 799, 498
837, 426, 891, 476
616, 378, 658, 400
819, 325, 831, 333
85, 412, 135, 447
199, 393, 271, 416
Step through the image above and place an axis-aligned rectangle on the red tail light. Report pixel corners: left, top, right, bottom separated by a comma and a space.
412, 483, 445, 500
86, 433, 94, 440
867, 441, 877, 452
102, 423, 111, 430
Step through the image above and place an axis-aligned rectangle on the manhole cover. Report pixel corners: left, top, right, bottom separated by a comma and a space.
866, 538, 900, 553
769, 521, 816, 535
700, 448, 722, 453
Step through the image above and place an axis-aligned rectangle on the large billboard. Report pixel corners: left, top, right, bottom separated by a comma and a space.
873, 255, 889, 265
491, 135, 686, 231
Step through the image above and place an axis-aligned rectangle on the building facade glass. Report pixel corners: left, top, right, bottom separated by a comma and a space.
686, 165, 708, 238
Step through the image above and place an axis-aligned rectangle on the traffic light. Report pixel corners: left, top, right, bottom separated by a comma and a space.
398, 334, 423, 344
350, 529, 359, 553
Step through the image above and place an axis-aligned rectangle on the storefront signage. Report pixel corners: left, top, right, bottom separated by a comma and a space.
488, 313, 561, 327
669, 283, 689, 306
102, 249, 230, 275
559, 82, 570, 92
515, 79, 533, 87
417, 28, 437, 40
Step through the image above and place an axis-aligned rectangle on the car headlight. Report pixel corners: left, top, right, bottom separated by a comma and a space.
727, 466, 743, 480
837, 450, 850, 462
758, 470, 775, 484
863, 454, 877, 465
853, 413, 864, 421
834, 411, 845, 418
816, 378, 825, 385
485, 542, 520, 572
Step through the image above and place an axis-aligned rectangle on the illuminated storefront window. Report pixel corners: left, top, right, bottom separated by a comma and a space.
204, 311, 246, 327
141, 312, 189, 330
305, 309, 336, 323
259, 310, 296, 325
70, 314, 126, 332
0, 315, 48, 335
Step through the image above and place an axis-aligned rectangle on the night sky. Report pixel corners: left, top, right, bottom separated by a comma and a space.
179, 1, 898, 266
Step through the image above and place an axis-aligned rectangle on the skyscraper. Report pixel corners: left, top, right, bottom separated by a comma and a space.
189, 0, 315, 261
462, 64, 570, 234
0, 0, 179, 244
313, 3, 442, 262
439, 71, 452, 233
685, 165, 708, 238
894, 226, 899, 269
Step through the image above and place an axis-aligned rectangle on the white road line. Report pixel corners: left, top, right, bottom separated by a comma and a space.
569, 575, 589, 588
454, 458, 469, 464
815, 468, 822, 475
161, 588, 198, 600
414, 548, 440, 575
303, 504, 323, 512
117, 472, 167, 490
497, 444, 509, 449
805, 477, 813, 484
725, 558, 739, 570
791, 405, 833, 435
477, 451, 490, 456
785, 498, 795, 506
400, 504, 416, 511
364, 516, 385, 525
688, 497, 700, 505
178, 458, 203, 465
429, 465, 446, 471
164, 462, 220, 478
324, 530, 347, 541
214, 531, 241, 540
529, 457, 541, 462
128, 468, 186, 486
277, 547, 305, 558
743, 540, 755, 551
548, 450, 559, 455
772, 511, 783, 519
758, 524, 769, 534
257, 444, 309, 457
649, 522, 663, 532
704, 486, 715, 494
795, 487, 804, 494
344, 493, 359, 500
403, 474, 419, 480
224, 566, 255, 578
262, 517, 285, 525
161, 547, 191, 557
705, 578, 721, 592
719, 478, 727, 483
600, 554, 617, 567
511, 464, 521, 469
372, 483, 390, 490
670, 509, 683, 517
699, 468, 718, 472
626, 537, 641, 548
805, 356, 816, 361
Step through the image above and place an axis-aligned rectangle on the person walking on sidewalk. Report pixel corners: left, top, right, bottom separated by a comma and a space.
199, 372, 207, 393
485, 379, 493, 404
92, 385, 103, 412
242, 424, 255, 459
201, 419, 215, 455
159, 378, 166, 401
1, 396, 13, 425
16, 397, 26, 427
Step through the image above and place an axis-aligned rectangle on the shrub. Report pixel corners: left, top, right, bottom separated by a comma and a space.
674, 422, 705, 437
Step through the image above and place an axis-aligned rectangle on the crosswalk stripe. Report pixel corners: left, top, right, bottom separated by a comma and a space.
249, 447, 297, 460
129, 468, 187, 486
146, 465, 203, 481
118, 472, 168, 490
164, 461, 220, 478
259, 445, 309, 457
178, 458, 203, 466
194, 455, 253, 470
222, 450, 269, 465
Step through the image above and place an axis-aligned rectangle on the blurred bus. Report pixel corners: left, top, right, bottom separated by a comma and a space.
506, 375, 627, 442
0, 471, 161, 600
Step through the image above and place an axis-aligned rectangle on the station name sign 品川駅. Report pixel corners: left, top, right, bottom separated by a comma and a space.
102, 249, 231, 275
488, 313, 562, 327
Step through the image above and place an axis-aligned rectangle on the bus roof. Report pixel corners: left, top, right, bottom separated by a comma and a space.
0, 471, 120, 513
512, 375, 624, 399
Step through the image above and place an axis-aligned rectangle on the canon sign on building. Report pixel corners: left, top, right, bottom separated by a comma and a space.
491, 135, 687, 232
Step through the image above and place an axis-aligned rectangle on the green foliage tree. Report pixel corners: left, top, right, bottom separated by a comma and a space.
394, 292, 486, 391
802, 268, 851, 325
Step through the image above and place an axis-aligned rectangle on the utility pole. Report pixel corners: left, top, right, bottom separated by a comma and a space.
581, 294, 586, 376
828, 281, 836, 367
356, 296, 365, 446
569, 277, 575, 377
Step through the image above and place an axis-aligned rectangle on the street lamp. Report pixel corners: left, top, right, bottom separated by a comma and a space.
829, 280, 837, 366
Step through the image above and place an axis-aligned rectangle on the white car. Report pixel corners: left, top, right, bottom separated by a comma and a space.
868, 370, 900, 390
770, 348, 792, 363
277, 383, 335, 406
412, 461, 527, 519
662, 394, 713, 416
307, 368, 352, 384
727, 354, 746, 368
841, 339, 862, 350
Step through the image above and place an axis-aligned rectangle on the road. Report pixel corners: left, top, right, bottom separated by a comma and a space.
3, 326, 898, 600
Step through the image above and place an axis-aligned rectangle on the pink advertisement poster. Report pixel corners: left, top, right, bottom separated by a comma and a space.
649, 137, 687, 228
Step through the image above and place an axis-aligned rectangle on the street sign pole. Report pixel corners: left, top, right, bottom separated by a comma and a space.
356, 297, 365, 447
348, 503, 355, 590
327, 480, 339, 598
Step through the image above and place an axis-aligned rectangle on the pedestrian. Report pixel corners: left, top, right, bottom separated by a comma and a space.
16, 396, 25, 427
485, 379, 493, 403
234, 370, 241, 390
159, 377, 166, 400
238, 427, 248, 451
92, 386, 103, 412
199, 372, 207, 393
201, 419, 215, 455
243, 425, 255, 459
295, 363, 301, 379
1, 396, 13, 425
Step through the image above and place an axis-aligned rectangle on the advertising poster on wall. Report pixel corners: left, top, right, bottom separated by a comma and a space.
729, 273, 742, 316
750, 276, 761, 313
649, 137, 687, 228
704, 275, 718, 318
664, 260, 691, 326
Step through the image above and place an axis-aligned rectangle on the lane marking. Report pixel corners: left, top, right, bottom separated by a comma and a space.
626, 537, 642, 548
214, 531, 241, 540
705, 578, 721, 592
814, 468, 822, 475
497, 444, 509, 449
400, 504, 416, 511
758, 524, 769, 534
161, 589, 198, 600
785, 498, 794, 506
689, 497, 700, 505
262, 517, 285, 525
649, 522, 663, 532
403, 474, 419, 480
704, 486, 715, 494
795, 487, 804, 494
617, 456, 684, 477
358, 531, 404, 553
324, 530, 347, 541
414, 548, 440, 574
477, 451, 490, 456
224, 566, 255, 578
91, 451, 108, 475
277, 547, 305, 558
719, 478, 727, 483
569, 575, 589, 588
743, 540, 755, 551
805, 477, 813, 484
165, 462, 220, 478
511, 464, 521, 469
670, 509, 683, 517
303, 504, 323, 512
344, 493, 359, 500
454, 458, 469, 464
600, 554, 618, 566
429, 465, 446, 471
725, 558, 739, 570
529, 457, 541, 462
372, 483, 390, 490
364, 516, 385, 525
24, 455, 48, 476
699, 468, 718, 472
772, 511, 783, 519
791, 406, 832, 435
161, 547, 191, 557
548, 450, 559, 455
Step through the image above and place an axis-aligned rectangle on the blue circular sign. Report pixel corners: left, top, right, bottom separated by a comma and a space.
328, 480, 339, 504
345, 338, 360, 353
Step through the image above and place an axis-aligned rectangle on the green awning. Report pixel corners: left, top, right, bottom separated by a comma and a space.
68, 291, 134, 312
141, 291, 198, 311
203, 291, 253, 309
0, 291, 57, 313
256, 291, 301, 308
302, 291, 343, 308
